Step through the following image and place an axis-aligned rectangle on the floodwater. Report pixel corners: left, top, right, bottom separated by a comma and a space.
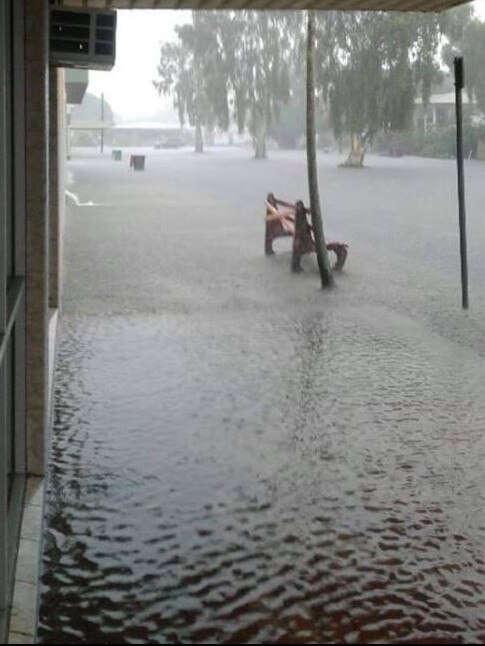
38, 149, 485, 643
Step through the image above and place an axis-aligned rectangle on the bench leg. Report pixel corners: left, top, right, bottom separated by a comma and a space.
291, 248, 302, 273
265, 224, 275, 255
333, 246, 348, 271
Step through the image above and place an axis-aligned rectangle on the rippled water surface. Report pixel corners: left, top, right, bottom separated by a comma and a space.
38, 150, 485, 643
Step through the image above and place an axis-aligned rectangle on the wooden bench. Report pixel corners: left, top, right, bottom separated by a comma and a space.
265, 193, 348, 272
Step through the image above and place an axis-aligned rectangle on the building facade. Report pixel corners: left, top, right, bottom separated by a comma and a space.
0, 1, 27, 637
0, 1, 66, 638
415, 91, 478, 131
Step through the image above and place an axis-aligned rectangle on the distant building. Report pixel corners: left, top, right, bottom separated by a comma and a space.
414, 92, 479, 131
107, 121, 194, 147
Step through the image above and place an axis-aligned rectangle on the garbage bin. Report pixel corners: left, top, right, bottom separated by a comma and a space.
131, 155, 145, 171
112, 149, 122, 161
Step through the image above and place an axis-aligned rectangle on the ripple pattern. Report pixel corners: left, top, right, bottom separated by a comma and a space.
38, 309, 485, 644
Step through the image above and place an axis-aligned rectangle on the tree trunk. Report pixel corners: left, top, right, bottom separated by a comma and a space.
306, 11, 333, 288
340, 133, 366, 168
254, 137, 266, 159
195, 120, 204, 153
253, 114, 267, 159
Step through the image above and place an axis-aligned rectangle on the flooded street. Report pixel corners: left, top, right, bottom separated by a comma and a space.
38, 149, 485, 643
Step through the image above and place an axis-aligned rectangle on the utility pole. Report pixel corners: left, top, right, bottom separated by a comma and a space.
100, 92, 105, 155
454, 57, 468, 310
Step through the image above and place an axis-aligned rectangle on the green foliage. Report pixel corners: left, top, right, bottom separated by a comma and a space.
440, 4, 474, 44
421, 122, 485, 159
154, 8, 481, 164
233, 14, 292, 121
219, 11, 296, 157
155, 11, 296, 157
314, 11, 445, 160
376, 120, 485, 160
153, 12, 229, 150
442, 13, 485, 115
268, 98, 304, 149
269, 93, 330, 150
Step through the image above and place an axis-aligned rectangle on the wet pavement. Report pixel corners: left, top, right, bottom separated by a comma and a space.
38, 148, 485, 643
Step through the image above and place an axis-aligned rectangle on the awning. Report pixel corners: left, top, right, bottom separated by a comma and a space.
59, 0, 469, 14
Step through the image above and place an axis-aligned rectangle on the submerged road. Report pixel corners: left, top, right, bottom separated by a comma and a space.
39, 147, 485, 643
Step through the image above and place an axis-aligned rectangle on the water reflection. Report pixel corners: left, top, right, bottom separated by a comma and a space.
38, 312, 485, 644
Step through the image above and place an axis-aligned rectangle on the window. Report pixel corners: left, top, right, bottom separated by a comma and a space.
0, 0, 26, 637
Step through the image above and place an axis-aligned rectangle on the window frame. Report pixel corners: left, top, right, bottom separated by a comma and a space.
0, 0, 27, 638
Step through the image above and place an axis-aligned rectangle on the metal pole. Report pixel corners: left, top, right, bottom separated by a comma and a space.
100, 92, 104, 155
454, 57, 469, 310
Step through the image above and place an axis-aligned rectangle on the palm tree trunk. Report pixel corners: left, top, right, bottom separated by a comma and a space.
306, 10, 333, 288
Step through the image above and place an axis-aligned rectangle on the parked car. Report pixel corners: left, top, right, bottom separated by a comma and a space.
161, 137, 184, 149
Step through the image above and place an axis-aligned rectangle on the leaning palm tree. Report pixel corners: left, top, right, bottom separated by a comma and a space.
306, 10, 333, 288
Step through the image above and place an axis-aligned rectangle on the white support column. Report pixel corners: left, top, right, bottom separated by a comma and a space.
49, 68, 66, 311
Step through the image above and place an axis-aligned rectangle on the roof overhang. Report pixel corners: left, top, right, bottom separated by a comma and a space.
60, 0, 469, 13
65, 69, 89, 105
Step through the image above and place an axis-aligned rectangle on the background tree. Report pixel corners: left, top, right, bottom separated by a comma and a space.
460, 21, 485, 112
268, 98, 304, 149
153, 12, 229, 153
212, 11, 295, 158
315, 11, 445, 167
442, 7, 485, 113
268, 72, 331, 150
241, 12, 291, 158
156, 11, 299, 159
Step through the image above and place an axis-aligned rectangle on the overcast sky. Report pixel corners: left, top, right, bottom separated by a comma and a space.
88, 10, 190, 123
87, 2, 485, 124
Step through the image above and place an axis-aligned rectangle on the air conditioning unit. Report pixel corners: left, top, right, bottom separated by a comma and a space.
50, 7, 116, 71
